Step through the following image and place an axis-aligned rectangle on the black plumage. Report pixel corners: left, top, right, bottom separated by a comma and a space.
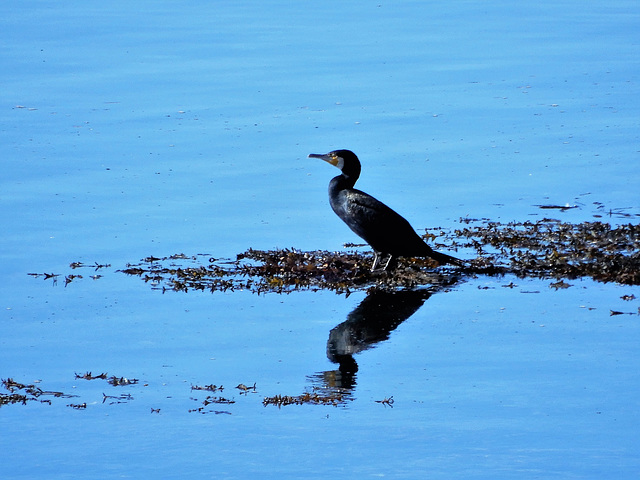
309, 149, 463, 271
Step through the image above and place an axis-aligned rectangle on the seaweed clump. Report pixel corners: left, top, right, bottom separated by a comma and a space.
262, 391, 350, 407
119, 250, 460, 295
117, 219, 639, 294
449, 220, 639, 285
32, 219, 639, 294
0, 378, 73, 406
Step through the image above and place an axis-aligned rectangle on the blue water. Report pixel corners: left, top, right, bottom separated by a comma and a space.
1, 1, 639, 479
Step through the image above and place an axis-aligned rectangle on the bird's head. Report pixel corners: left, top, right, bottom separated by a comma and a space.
308, 149, 361, 179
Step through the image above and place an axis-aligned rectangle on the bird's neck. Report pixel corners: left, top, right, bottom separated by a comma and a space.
330, 173, 357, 191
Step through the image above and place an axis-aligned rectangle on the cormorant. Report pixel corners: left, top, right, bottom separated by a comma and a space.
309, 149, 463, 271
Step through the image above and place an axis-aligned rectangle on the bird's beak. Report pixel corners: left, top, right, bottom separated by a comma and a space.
308, 153, 339, 167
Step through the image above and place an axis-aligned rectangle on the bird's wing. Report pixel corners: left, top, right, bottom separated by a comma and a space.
344, 189, 414, 233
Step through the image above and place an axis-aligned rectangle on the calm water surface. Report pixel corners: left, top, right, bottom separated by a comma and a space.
1, 1, 639, 479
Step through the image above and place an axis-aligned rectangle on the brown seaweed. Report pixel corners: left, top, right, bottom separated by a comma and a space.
448, 219, 639, 285
116, 219, 638, 294
28, 219, 640, 293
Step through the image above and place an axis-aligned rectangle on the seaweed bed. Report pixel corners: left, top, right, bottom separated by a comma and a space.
11, 219, 639, 409
114, 219, 639, 294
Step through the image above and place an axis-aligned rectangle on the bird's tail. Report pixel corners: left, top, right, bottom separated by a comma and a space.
429, 250, 465, 267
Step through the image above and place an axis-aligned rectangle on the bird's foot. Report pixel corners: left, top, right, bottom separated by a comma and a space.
370, 253, 394, 272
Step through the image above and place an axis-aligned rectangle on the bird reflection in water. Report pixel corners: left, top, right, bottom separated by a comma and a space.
315, 288, 433, 391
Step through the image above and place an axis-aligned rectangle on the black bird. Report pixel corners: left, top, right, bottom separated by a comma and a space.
309, 149, 463, 271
